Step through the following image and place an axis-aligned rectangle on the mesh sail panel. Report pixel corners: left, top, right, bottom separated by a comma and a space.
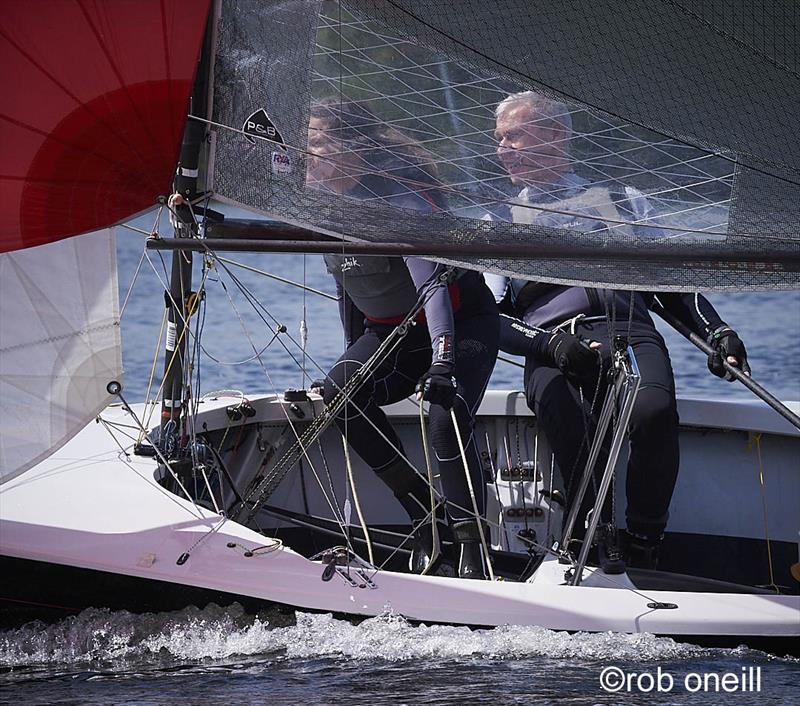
210, 0, 800, 290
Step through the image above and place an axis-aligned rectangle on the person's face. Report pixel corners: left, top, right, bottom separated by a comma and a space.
495, 104, 570, 186
306, 116, 360, 194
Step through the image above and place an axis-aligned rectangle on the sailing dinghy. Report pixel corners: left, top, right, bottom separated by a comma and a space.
1, 1, 799, 653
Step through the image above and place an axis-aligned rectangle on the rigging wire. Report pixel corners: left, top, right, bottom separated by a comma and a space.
483, 430, 510, 549
139, 308, 168, 441
301, 253, 309, 388
217, 256, 337, 300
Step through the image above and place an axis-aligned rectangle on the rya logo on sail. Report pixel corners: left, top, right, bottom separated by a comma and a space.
242, 108, 286, 148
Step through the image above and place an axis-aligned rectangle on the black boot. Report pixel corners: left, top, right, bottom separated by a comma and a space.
409, 508, 449, 575
621, 530, 662, 570
595, 524, 626, 575
451, 519, 489, 580
376, 457, 443, 574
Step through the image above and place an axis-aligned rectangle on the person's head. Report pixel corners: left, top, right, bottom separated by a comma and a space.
494, 91, 573, 186
307, 97, 372, 194
307, 97, 446, 209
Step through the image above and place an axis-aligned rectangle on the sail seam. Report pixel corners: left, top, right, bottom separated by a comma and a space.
0, 322, 119, 355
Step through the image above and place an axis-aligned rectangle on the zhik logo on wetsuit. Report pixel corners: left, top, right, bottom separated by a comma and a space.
340, 257, 360, 272
242, 108, 286, 148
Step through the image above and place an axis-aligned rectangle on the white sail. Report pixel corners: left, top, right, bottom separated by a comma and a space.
0, 228, 122, 483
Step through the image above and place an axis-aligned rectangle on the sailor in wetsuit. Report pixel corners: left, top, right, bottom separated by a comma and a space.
308, 99, 499, 579
487, 91, 751, 570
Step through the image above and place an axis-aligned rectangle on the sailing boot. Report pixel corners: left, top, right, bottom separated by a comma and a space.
621, 530, 662, 570
451, 519, 489, 580
376, 457, 444, 574
595, 524, 626, 575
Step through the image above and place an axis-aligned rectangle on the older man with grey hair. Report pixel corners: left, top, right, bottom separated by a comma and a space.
494, 91, 574, 186
486, 90, 750, 573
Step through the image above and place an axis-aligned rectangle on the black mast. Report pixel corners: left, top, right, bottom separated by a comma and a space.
159, 12, 214, 444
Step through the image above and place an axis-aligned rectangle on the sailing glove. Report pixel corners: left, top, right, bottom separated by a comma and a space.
416, 362, 458, 409
545, 331, 601, 379
707, 324, 750, 381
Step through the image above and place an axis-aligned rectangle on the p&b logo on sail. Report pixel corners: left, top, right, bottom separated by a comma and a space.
243, 108, 293, 174
242, 108, 286, 148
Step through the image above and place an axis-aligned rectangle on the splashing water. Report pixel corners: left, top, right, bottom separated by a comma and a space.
2, 605, 797, 706
1, 603, 716, 669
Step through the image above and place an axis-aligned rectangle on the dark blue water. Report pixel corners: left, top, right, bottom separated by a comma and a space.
1, 226, 798, 704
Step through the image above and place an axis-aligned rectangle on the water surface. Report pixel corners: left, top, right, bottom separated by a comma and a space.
2, 605, 798, 705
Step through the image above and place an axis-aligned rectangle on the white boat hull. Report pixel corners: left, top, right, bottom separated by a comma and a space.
1, 393, 798, 648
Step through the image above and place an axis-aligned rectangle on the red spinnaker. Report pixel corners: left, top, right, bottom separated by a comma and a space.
0, 0, 211, 253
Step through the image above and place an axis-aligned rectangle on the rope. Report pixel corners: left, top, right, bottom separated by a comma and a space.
216, 256, 337, 300
750, 432, 780, 593
301, 253, 309, 387
341, 434, 374, 565
138, 307, 168, 442
485, 430, 511, 549
118, 246, 147, 320
418, 403, 442, 574
450, 408, 495, 580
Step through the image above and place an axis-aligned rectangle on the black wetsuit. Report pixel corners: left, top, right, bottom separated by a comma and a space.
324, 258, 498, 521
484, 170, 729, 539
492, 280, 726, 540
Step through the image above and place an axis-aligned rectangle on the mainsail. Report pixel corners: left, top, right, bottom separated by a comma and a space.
0, 1, 211, 481
208, 0, 800, 290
